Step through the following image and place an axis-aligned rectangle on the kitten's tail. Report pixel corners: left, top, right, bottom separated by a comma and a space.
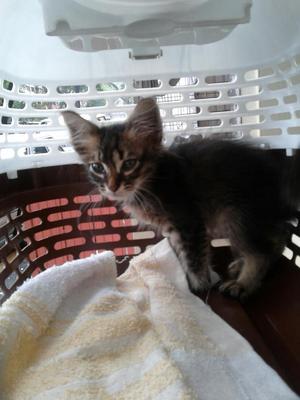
284, 149, 300, 209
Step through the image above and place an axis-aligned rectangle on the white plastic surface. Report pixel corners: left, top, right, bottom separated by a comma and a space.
1, 0, 299, 80
0, 0, 300, 174
40, 0, 251, 52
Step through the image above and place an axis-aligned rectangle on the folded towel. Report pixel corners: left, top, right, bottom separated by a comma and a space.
0, 239, 297, 400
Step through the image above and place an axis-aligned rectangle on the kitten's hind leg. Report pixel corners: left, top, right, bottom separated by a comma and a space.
218, 209, 288, 299
219, 254, 270, 299
227, 257, 244, 279
220, 221, 288, 300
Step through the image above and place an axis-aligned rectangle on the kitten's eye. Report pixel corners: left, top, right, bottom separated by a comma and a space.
122, 159, 138, 172
90, 163, 105, 175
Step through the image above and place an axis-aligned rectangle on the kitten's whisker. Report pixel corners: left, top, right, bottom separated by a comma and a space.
139, 186, 165, 213
77, 188, 98, 225
143, 175, 167, 183
79, 197, 99, 220
133, 191, 143, 213
134, 190, 148, 217
77, 188, 106, 244
79, 202, 92, 217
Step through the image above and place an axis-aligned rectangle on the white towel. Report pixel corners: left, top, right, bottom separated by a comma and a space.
0, 238, 297, 399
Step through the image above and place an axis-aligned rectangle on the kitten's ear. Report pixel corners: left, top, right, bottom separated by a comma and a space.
126, 98, 162, 148
62, 111, 101, 162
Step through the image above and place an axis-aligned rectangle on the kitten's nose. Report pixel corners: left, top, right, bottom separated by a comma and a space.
107, 179, 119, 193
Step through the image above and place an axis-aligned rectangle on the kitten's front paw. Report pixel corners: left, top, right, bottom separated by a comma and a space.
219, 279, 248, 300
186, 270, 211, 293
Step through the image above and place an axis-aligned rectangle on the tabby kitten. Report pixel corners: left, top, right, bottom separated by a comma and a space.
63, 98, 298, 299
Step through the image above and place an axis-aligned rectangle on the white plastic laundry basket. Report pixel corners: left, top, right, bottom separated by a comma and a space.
1, 0, 300, 302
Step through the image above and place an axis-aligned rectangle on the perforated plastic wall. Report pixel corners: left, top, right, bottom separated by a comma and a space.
1, 53, 300, 174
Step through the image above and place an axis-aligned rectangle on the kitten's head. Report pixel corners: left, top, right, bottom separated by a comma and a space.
62, 98, 162, 201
